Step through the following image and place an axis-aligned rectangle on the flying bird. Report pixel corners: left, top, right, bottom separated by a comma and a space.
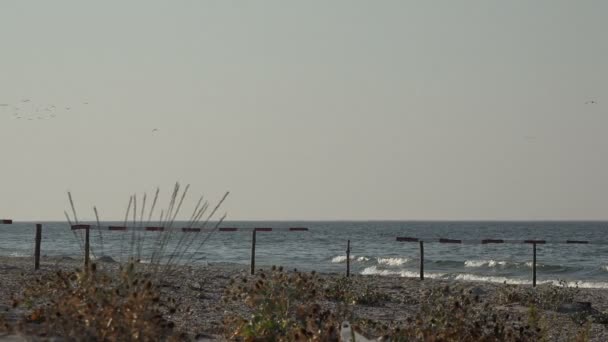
152, 128, 159, 132
585, 100, 597, 104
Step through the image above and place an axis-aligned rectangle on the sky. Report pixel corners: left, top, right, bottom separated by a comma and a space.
0, 1, 607, 221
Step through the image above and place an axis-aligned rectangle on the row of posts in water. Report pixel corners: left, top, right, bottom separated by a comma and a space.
7, 222, 542, 287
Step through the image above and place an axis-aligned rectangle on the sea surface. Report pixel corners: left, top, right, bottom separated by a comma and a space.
1, 221, 608, 288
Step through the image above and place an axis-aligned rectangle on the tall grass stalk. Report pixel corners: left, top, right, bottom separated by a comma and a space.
93, 206, 104, 257
119, 196, 133, 263
67, 183, 229, 280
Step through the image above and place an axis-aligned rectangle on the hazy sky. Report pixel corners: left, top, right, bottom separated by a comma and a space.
1, 1, 607, 221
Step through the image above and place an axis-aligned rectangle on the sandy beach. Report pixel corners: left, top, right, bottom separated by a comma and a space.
1, 256, 608, 341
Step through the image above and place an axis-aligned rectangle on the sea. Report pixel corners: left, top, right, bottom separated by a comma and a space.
1, 221, 608, 288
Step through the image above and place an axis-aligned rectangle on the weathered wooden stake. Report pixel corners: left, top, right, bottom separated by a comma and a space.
419, 241, 424, 280
84, 225, 90, 269
532, 242, 537, 287
250, 229, 256, 275
346, 240, 351, 277
34, 224, 42, 270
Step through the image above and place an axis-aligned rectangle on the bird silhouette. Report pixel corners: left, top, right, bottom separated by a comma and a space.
585, 100, 597, 104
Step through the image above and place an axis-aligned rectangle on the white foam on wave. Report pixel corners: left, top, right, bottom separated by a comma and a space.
464, 259, 538, 268
377, 257, 410, 266
9, 252, 28, 257
464, 260, 508, 268
360, 266, 445, 279
359, 267, 608, 289
455, 274, 608, 289
455, 273, 530, 285
331, 255, 370, 263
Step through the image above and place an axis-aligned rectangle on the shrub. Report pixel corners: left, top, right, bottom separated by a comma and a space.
496, 280, 580, 311
323, 277, 390, 306
13, 262, 183, 341
223, 266, 342, 341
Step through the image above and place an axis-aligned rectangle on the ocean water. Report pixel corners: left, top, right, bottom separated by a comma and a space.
1, 221, 608, 288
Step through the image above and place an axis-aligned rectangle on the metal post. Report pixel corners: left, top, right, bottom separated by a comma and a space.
346, 240, 351, 277
34, 224, 41, 270
84, 225, 90, 269
419, 241, 424, 280
532, 242, 537, 287
250, 229, 256, 275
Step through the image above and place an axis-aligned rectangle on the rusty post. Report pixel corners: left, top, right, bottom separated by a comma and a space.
34, 224, 41, 270
84, 225, 90, 269
419, 241, 424, 280
250, 229, 256, 275
346, 240, 351, 277
533, 242, 537, 287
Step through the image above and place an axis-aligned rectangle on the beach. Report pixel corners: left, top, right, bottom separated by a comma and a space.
2, 256, 608, 341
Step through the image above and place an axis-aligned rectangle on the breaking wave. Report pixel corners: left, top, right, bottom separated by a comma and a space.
331, 255, 370, 263
360, 266, 445, 279
359, 267, 608, 289
464, 259, 509, 268
377, 257, 410, 266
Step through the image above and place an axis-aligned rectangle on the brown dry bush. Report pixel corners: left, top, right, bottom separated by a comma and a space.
224, 268, 558, 341
12, 262, 184, 341
223, 266, 342, 341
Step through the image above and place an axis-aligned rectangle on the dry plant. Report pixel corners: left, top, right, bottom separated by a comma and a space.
65, 182, 229, 277
222, 269, 569, 341
223, 266, 342, 341
10, 182, 229, 341
13, 263, 183, 341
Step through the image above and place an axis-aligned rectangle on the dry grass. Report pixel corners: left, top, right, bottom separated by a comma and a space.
6, 183, 229, 341
12, 262, 184, 341
221, 267, 582, 341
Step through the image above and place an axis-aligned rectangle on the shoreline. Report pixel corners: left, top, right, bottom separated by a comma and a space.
2, 256, 608, 340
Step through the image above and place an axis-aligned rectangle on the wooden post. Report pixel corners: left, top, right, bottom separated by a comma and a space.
84, 225, 90, 269
532, 242, 537, 287
419, 241, 424, 280
34, 224, 41, 270
250, 229, 256, 275
346, 240, 351, 277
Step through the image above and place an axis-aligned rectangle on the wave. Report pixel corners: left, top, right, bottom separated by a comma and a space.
360, 266, 608, 289
9, 252, 29, 257
331, 255, 370, 263
361, 266, 445, 279
464, 259, 568, 271
377, 257, 410, 266
454, 274, 608, 289
464, 259, 509, 268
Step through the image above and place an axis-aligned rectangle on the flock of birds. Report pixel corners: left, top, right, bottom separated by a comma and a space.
1, 98, 160, 133
0, 98, 88, 121
1, 97, 600, 135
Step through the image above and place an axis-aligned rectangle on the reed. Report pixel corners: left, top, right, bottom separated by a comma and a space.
64, 182, 229, 277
